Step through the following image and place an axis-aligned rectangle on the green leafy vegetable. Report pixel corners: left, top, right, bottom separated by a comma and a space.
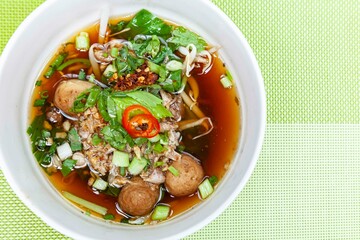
125, 9, 172, 38
160, 70, 182, 92
68, 128, 82, 151
103, 186, 121, 197
61, 159, 77, 177
35, 80, 42, 86
101, 126, 126, 150
168, 26, 207, 52
114, 46, 145, 76
125, 91, 172, 119
133, 36, 161, 58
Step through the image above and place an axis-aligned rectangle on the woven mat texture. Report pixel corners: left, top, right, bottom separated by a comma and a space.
0, 0, 359, 239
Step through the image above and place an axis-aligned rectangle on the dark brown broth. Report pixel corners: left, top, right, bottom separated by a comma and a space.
29, 17, 241, 222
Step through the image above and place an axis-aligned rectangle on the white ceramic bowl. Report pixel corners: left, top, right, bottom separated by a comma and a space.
0, 0, 265, 239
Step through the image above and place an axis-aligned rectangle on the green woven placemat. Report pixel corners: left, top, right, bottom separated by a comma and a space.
1, 0, 359, 239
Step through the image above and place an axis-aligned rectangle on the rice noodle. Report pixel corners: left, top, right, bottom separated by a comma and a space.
89, 44, 102, 79
98, 6, 110, 44
179, 44, 197, 77
180, 91, 206, 119
187, 76, 199, 101
178, 117, 214, 140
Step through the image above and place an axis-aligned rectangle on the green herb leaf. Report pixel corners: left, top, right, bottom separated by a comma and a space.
125, 9, 172, 38
68, 128, 82, 151
101, 126, 126, 150
61, 159, 77, 177
168, 26, 207, 52
153, 142, 167, 153
91, 134, 102, 146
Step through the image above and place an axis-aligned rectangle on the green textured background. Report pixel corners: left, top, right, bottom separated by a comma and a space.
1, 0, 359, 239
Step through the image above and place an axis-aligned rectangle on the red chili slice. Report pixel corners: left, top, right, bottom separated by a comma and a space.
122, 105, 160, 138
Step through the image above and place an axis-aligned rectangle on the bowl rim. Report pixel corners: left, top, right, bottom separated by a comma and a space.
0, 0, 266, 239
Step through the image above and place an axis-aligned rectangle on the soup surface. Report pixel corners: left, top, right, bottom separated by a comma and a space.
28, 9, 240, 224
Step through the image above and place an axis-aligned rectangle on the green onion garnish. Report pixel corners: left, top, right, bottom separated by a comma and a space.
198, 178, 214, 199
104, 213, 115, 220
33, 99, 46, 107
112, 150, 130, 167
75, 32, 90, 51
208, 175, 218, 186
44, 53, 68, 78
92, 178, 108, 191
151, 205, 170, 221
154, 161, 164, 167
220, 76, 233, 89
62, 191, 108, 215
40, 90, 49, 99
35, 80, 42, 86
57, 58, 91, 71
128, 157, 148, 175
168, 166, 179, 177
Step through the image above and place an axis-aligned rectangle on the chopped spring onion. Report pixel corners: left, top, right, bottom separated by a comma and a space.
151, 205, 170, 221
93, 178, 108, 191
62, 191, 108, 215
104, 213, 115, 220
40, 90, 49, 99
76, 32, 90, 51
148, 134, 160, 143
209, 175, 218, 186
112, 150, 130, 167
44, 53, 68, 78
33, 99, 46, 107
35, 80, 42, 86
168, 166, 179, 177
166, 60, 183, 71
120, 167, 126, 176
103, 64, 117, 77
198, 178, 214, 199
56, 142, 73, 160
61, 159, 77, 177
57, 58, 91, 71
220, 76, 233, 89
154, 161, 164, 167
128, 157, 148, 175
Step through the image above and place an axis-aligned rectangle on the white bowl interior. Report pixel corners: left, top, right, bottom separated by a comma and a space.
0, 0, 265, 239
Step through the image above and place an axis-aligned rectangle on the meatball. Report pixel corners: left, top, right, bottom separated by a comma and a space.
165, 154, 204, 197
53, 79, 94, 115
118, 177, 159, 216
